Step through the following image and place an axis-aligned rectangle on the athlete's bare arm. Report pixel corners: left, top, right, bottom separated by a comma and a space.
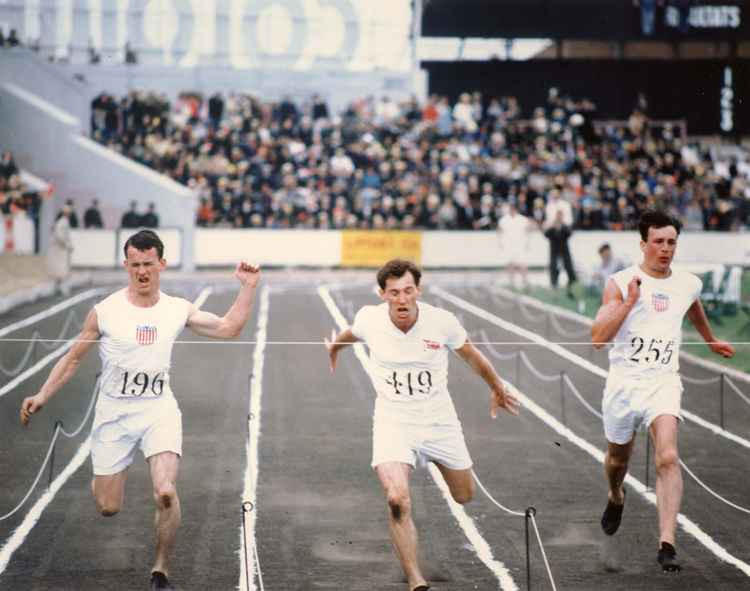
591, 276, 641, 349
324, 328, 359, 373
20, 308, 101, 426
454, 340, 520, 418
187, 262, 260, 339
686, 299, 736, 358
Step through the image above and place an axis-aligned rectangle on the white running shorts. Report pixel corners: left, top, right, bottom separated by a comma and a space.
91, 397, 182, 475
371, 418, 473, 470
602, 373, 682, 445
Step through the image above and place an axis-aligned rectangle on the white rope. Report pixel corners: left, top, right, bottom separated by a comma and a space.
476, 329, 519, 361
529, 512, 558, 591
488, 290, 517, 310
562, 374, 603, 420
520, 351, 561, 382
725, 377, 750, 407
0, 311, 83, 377
471, 470, 525, 517
680, 460, 750, 515
548, 312, 592, 339
38, 310, 81, 351
0, 379, 99, 522
516, 299, 547, 324
253, 536, 266, 591
0, 426, 62, 521
0, 331, 39, 376
681, 374, 722, 386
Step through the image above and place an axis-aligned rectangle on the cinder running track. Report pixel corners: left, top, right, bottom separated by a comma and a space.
1, 272, 748, 591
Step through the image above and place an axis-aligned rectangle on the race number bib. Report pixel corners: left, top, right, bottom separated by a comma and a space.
111, 366, 168, 398
383, 369, 434, 399
627, 336, 676, 366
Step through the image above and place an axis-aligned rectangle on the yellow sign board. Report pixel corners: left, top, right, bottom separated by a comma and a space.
340, 231, 422, 267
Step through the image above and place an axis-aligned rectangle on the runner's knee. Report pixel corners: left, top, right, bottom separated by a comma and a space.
451, 480, 475, 505
386, 490, 411, 521
95, 497, 121, 517
153, 483, 177, 510
654, 448, 679, 474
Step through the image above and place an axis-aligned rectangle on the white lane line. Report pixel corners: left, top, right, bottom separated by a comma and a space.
431, 286, 750, 451
0, 288, 214, 574
0, 288, 105, 338
433, 286, 750, 577
0, 438, 91, 573
318, 286, 518, 591
193, 287, 212, 310
239, 286, 270, 591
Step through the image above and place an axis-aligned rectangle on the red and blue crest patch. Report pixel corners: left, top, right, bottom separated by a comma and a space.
652, 293, 670, 312
136, 325, 157, 345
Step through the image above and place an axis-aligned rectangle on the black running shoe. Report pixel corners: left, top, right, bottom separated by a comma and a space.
600, 488, 626, 536
150, 571, 175, 590
411, 586, 430, 591
657, 542, 682, 573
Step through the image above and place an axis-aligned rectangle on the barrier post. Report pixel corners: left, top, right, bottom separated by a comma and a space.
645, 436, 651, 491
559, 371, 566, 427
525, 506, 536, 591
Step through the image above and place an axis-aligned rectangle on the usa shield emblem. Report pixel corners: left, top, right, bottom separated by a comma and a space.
652, 293, 670, 312
136, 325, 157, 345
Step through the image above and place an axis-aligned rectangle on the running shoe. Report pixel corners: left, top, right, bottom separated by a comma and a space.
600, 488, 626, 535
657, 542, 682, 572
150, 571, 175, 590
411, 586, 430, 591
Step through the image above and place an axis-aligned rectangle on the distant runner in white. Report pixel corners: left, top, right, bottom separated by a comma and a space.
20, 230, 261, 591
591, 209, 734, 573
325, 259, 520, 591
497, 201, 534, 289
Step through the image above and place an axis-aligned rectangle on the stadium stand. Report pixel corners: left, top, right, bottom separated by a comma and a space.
92, 90, 750, 232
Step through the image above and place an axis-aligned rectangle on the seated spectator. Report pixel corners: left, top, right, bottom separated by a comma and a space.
120, 200, 141, 228
64, 198, 79, 228
84, 199, 104, 228
141, 202, 159, 228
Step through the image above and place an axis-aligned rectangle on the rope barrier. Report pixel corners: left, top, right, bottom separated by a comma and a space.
547, 312, 592, 340
519, 351, 561, 382
681, 374, 722, 385
0, 377, 99, 522
679, 460, 750, 515
725, 376, 750, 407
472, 470, 558, 591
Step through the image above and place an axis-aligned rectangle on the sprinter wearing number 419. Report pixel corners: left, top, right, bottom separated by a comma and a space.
325, 259, 520, 591
20, 230, 261, 591
591, 209, 734, 573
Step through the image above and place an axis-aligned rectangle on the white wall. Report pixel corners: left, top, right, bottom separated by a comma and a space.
68, 228, 750, 270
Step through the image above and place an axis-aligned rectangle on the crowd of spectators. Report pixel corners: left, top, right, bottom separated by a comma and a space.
91, 87, 750, 232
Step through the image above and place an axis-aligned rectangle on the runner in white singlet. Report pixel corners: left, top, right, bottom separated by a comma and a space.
325, 259, 520, 591
591, 210, 734, 573
21, 230, 261, 591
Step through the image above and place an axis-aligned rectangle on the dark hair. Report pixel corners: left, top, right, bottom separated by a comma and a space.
123, 229, 164, 259
377, 259, 421, 290
598, 243, 611, 254
638, 209, 682, 242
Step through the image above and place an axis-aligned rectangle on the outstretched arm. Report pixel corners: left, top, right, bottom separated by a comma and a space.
20, 308, 101, 426
454, 340, 520, 418
591, 276, 640, 349
187, 262, 260, 339
324, 328, 359, 373
686, 299, 735, 358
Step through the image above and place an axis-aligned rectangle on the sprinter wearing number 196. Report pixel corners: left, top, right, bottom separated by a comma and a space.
591, 209, 734, 574
20, 230, 261, 591
325, 259, 520, 591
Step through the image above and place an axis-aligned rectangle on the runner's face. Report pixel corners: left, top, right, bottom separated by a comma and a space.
124, 246, 165, 295
381, 272, 421, 328
641, 225, 677, 274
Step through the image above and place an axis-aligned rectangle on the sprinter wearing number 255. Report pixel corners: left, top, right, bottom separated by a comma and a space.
591, 210, 734, 573
20, 230, 261, 591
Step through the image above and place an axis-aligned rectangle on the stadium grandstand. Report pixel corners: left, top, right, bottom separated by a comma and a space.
2, 2, 750, 590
